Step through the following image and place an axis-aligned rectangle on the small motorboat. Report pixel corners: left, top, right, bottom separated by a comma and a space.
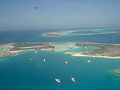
86, 60, 92, 63
43, 59, 46, 62
64, 61, 68, 64
55, 78, 61, 83
71, 77, 76, 82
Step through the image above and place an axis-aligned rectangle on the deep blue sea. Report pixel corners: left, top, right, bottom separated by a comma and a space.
0, 28, 120, 90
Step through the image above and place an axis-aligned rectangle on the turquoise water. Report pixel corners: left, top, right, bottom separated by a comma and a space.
0, 29, 120, 90
0, 51, 120, 90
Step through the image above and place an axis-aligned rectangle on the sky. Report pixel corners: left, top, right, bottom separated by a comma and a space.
0, 0, 120, 30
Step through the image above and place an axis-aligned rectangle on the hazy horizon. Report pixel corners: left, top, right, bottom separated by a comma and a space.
0, 0, 120, 30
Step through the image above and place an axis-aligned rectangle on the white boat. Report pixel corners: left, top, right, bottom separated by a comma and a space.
34, 51, 38, 54
64, 61, 68, 64
55, 78, 61, 83
86, 60, 92, 63
71, 77, 76, 82
43, 59, 46, 62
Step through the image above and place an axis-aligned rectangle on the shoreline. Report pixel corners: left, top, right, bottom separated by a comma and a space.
64, 52, 120, 59
1, 42, 120, 59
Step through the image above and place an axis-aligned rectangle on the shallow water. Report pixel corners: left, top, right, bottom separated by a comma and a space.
0, 29, 120, 90
66, 46, 100, 52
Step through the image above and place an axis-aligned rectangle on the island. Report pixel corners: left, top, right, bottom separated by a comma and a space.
41, 30, 118, 37
42, 30, 76, 37
0, 42, 120, 59
64, 42, 120, 59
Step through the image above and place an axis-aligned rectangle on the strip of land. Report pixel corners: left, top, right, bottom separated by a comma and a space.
0, 42, 120, 59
